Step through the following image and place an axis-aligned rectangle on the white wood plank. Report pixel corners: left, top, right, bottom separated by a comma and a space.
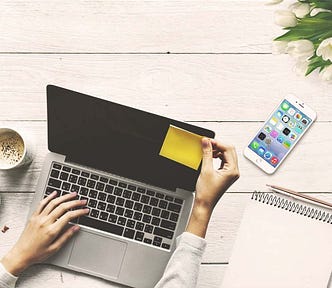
0, 54, 330, 121
0, 121, 331, 193
0, 1, 279, 53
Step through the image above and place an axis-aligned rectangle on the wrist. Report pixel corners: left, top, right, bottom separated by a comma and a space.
1, 249, 30, 276
186, 203, 213, 238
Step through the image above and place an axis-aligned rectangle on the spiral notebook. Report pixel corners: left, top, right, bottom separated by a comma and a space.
221, 190, 332, 288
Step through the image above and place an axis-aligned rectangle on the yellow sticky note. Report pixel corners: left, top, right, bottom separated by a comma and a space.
159, 125, 203, 170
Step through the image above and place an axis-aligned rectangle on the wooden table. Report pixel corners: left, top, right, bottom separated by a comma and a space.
0, 1, 331, 287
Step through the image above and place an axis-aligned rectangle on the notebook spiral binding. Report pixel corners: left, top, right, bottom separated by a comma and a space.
252, 192, 332, 224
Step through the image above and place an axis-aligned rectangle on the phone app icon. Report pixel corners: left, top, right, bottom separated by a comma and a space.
288, 108, 295, 116
282, 115, 290, 123
301, 118, 309, 125
269, 117, 278, 126
277, 110, 283, 118
277, 136, 284, 143
264, 151, 272, 160
276, 123, 284, 131
264, 126, 272, 133
290, 133, 297, 141
258, 132, 266, 140
283, 141, 291, 149
281, 102, 289, 111
271, 156, 279, 165
295, 124, 303, 134
250, 141, 260, 150
282, 127, 291, 136
265, 137, 272, 145
288, 120, 296, 128
295, 113, 302, 120
258, 147, 265, 156
270, 130, 278, 138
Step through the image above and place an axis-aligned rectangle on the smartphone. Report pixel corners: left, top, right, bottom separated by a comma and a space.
244, 95, 316, 174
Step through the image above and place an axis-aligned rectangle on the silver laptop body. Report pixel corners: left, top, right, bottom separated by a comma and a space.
28, 85, 214, 288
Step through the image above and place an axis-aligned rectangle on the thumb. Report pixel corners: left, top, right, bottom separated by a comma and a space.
201, 137, 213, 171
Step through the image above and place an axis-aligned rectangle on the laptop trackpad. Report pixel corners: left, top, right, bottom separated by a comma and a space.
68, 232, 127, 279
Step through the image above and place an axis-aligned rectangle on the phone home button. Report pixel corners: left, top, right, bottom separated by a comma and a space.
256, 158, 262, 164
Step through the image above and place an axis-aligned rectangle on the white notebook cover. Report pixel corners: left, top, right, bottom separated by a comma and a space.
221, 192, 332, 288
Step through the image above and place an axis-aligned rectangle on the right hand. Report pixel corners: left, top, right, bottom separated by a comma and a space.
195, 138, 240, 211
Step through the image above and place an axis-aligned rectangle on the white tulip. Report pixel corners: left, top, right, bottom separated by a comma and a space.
274, 10, 298, 27
272, 41, 288, 54
316, 37, 332, 62
310, 8, 331, 17
287, 40, 314, 60
319, 65, 332, 82
289, 2, 310, 18
266, 0, 283, 5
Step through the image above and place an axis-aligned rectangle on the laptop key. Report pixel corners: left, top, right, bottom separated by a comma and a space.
154, 227, 174, 239
147, 190, 155, 196
78, 177, 87, 186
98, 192, 106, 201
69, 175, 78, 184
124, 209, 133, 218
119, 182, 127, 188
116, 197, 125, 206
53, 163, 62, 169
143, 205, 152, 214
126, 219, 135, 228
105, 185, 114, 194
125, 200, 134, 209
87, 179, 96, 188
99, 211, 108, 221
161, 210, 170, 219
115, 207, 124, 216
97, 202, 106, 211
159, 200, 168, 209
48, 178, 61, 189
79, 216, 123, 236
133, 212, 142, 221
144, 224, 153, 234
91, 174, 99, 180
81, 171, 90, 177
71, 185, 80, 193
109, 179, 118, 186
114, 187, 123, 196
96, 182, 105, 191
62, 182, 70, 191
137, 187, 146, 193
89, 190, 98, 199
135, 222, 144, 231
162, 243, 171, 250
161, 219, 176, 231
117, 217, 126, 226
90, 209, 99, 218
72, 169, 80, 175
60, 172, 69, 181
151, 217, 160, 226
100, 177, 108, 183
108, 214, 117, 223
170, 213, 179, 222
128, 185, 136, 191
134, 202, 143, 212
144, 238, 152, 244
50, 169, 60, 178
45, 186, 61, 196
132, 192, 141, 201
124, 228, 135, 239
107, 195, 116, 203
150, 197, 159, 207
142, 215, 151, 224
168, 203, 181, 213
88, 199, 97, 208
123, 190, 132, 199
156, 193, 164, 199
141, 195, 150, 204
174, 198, 184, 204
153, 236, 162, 247
165, 195, 174, 202
80, 187, 89, 196
152, 208, 161, 217
106, 204, 115, 213
63, 166, 71, 172
135, 231, 144, 241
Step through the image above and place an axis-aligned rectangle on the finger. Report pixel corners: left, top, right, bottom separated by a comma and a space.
49, 225, 80, 254
48, 199, 88, 222
211, 140, 237, 168
34, 191, 59, 215
53, 208, 89, 234
41, 192, 78, 216
201, 137, 213, 171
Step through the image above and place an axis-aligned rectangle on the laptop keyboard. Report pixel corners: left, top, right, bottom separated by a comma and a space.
44, 162, 184, 250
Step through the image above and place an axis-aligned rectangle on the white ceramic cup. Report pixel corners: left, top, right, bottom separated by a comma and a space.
0, 128, 34, 170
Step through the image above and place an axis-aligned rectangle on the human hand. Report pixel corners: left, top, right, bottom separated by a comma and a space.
195, 138, 240, 212
186, 138, 239, 238
1, 192, 89, 276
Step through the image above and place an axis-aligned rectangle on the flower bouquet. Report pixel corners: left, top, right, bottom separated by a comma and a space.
271, 0, 332, 82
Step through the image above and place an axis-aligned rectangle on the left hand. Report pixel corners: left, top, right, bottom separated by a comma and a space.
1, 191, 89, 276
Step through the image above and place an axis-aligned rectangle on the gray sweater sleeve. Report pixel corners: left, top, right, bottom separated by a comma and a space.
0, 232, 206, 288
154, 232, 207, 288
0, 263, 17, 288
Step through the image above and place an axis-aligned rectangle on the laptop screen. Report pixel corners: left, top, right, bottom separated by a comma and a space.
47, 85, 215, 191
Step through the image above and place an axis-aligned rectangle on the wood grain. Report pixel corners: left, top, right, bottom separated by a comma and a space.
0, 55, 330, 121
0, 1, 280, 54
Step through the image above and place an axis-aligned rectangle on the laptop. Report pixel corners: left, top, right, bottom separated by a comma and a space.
28, 85, 215, 288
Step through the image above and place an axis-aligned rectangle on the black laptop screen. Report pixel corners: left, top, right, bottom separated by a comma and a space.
47, 85, 215, 191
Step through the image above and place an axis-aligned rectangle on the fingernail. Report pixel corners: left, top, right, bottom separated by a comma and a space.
72, 226, 80, 232
84, 208, 90, 213
52, 191, 57, 196
202, 137, 210, 148
81, 199, 87, 204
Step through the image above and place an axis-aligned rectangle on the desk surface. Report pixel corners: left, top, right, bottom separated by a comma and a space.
0, 1, 331, 287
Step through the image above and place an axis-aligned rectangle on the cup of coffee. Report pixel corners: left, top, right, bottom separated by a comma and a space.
0, 128, 34, 170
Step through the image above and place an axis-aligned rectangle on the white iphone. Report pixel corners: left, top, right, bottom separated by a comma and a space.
244, 95, 317, 174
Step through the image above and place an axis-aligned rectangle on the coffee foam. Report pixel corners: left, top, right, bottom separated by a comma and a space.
0, 132, 24, 168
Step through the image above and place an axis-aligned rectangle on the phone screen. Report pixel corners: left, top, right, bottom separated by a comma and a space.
248, 99, 312, 167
